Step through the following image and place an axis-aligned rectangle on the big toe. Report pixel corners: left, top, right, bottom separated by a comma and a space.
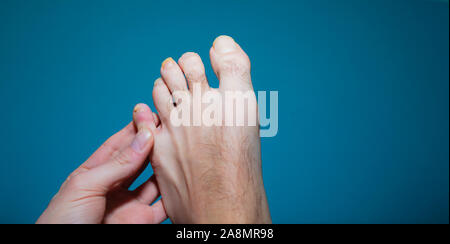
210, 35, 252, 91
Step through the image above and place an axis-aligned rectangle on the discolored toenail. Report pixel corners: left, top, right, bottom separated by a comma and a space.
213, 35, 237, 54
134, 104, 144, 113
162, 57, 174, 69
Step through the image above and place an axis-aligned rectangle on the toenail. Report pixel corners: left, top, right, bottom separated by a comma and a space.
213, 35, 237, 54
162, 57, 174, 68
134, 104, 143, 113
154, 78, 163, 86
182, 52, 197, 59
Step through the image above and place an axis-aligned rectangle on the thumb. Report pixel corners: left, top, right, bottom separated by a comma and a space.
81, 127, 154, 191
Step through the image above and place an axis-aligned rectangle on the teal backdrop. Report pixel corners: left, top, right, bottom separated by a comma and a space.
0, 0, 448, 223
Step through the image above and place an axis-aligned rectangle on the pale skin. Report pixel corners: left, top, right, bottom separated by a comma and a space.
38, 35, 271, 224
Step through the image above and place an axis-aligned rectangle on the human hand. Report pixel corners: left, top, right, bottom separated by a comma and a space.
37, 104, 166, 224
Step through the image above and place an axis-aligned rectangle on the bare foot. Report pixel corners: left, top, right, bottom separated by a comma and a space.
139, 35, 271, 223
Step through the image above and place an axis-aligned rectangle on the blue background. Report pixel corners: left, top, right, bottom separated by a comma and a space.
0, 0, 448, 224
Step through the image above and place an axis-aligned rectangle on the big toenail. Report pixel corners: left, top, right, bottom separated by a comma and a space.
162, 57, 174, 68
213, 36, 236, 54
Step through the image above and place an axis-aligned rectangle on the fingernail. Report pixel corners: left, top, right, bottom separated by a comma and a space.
213, 35, 236, 54
162, 57, 174, 69
131, 129, 152, 153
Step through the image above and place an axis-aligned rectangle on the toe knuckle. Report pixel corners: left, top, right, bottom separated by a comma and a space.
220, 53, 251, 75
185, 66, 206, 82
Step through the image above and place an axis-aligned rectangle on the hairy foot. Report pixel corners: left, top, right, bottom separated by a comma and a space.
140, 35, 271, 223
